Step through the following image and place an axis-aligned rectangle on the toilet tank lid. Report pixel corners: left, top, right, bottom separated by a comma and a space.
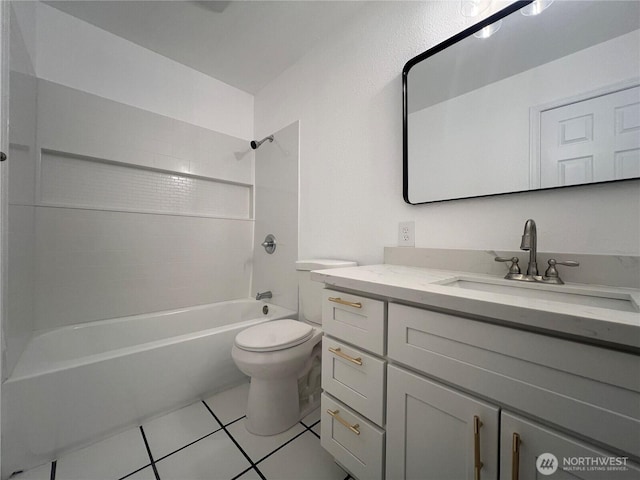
296, 259, 357, 271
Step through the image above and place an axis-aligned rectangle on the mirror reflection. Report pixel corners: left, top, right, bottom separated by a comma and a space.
404, 0, 640, 204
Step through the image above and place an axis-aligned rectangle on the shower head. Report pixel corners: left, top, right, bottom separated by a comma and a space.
250, 135, 274, 150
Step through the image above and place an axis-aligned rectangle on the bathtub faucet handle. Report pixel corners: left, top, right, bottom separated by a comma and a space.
256, 291, 273, 301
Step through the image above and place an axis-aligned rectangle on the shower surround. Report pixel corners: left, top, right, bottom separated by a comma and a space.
5, 51, 256, 479
4, 5, 302, 477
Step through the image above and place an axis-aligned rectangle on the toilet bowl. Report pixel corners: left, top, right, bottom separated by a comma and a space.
232, 320, 323, 435
232, 259, 356, 436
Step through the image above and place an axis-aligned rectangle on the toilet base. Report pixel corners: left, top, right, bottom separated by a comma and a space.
245, 376, 300, 436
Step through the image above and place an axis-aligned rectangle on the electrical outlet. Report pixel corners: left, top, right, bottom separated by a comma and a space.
398, 221, 415, 247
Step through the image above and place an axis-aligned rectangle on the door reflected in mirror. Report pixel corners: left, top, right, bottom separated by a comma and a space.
403, 0, 640, 204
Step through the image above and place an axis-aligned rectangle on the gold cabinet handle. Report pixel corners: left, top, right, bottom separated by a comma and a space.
326, 409, 360, 435
328, 347, 363, 366
328, 297, 362, 309
474, 416, 483, 480
512, 433, 520, 480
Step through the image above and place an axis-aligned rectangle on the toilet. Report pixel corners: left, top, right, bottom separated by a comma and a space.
232, 259, 356, 436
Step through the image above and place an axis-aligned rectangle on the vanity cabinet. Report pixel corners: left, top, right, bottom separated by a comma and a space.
319, 284, 640, 480
386, 365, 499, 480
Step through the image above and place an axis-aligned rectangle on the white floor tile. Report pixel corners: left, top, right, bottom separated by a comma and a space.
204, 382, 250, 425
13, 463, 51, 480
155, 429, 251, 480
258, 431, 346, 480
143, 401, 221, 460
312, 422, 320, 437
301, 407, 320, 427
227, 419, 305, 463
55, 428, 150, 480
122, 466, 157, 480
234, 468, 262, 480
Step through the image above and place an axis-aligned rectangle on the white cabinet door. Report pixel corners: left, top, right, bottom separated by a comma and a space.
386, 365, 499, 480
500, 411, 640, 480
540, 85, 640, 187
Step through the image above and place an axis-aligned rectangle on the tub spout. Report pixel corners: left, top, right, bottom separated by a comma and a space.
256, 291, 272, 301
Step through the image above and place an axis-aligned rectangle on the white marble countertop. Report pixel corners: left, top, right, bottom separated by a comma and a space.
311, 264, 640, 350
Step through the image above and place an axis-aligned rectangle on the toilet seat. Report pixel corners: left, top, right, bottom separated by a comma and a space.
235, 319, 314, 352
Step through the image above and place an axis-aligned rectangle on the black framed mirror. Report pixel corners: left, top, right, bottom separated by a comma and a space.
403, 0, 640, 205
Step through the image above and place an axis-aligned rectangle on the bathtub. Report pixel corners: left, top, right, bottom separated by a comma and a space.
2, 299, 296, 478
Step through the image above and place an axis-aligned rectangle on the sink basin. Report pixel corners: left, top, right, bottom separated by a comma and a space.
443, 278, 639, 313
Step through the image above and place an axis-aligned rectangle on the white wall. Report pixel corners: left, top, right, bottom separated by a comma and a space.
255, 1, 640, 263
9, 2, 35, 77
34, 2, 253, 140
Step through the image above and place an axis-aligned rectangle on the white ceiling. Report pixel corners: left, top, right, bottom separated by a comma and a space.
44, 1, 367, 94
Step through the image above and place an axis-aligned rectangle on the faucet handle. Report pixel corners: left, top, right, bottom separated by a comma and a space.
495, 256, 521, 275
544, 259, 579, 284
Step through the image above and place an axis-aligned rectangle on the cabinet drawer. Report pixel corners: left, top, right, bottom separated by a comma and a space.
322, 337, 386, 426
321, 393, 385, 480
500, 411, 640, 480
322, 290, 385, 355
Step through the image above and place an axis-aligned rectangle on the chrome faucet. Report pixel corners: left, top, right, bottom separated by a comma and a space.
256, 291, 272, 301
495, 219, 579, 285
520, 218, 538, 279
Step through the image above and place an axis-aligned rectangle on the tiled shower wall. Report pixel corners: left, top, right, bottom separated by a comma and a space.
29, 80, 255, 331
7, 76, 256, 377
251, 122, 299, 312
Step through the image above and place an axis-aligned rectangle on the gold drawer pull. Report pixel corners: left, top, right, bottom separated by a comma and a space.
328, 347, 363, 366
512, 432, 520, 480
328, 297, 362, 309
327, 409, 360, 435
474, 415, 483, 480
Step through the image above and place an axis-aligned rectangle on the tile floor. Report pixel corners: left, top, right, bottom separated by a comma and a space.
14, 382, 351, 480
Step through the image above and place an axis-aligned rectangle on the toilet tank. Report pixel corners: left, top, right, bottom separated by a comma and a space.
296, 259, 357, 324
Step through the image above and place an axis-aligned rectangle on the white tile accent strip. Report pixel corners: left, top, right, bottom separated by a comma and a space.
40, 152, 251, 219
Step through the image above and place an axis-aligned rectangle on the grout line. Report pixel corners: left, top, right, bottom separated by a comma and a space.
251, 466, 265, 480
139, 427, 161, 480
119, 465, 154, 480
299, 408, 320, 429
229, 466, 254, 480
201, 401, 267, 480
301, 418, 320, 439
225, 415, 247, 428
254, 429, 309, 466
49, 461, 56, 480
153, 428, 222, 464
